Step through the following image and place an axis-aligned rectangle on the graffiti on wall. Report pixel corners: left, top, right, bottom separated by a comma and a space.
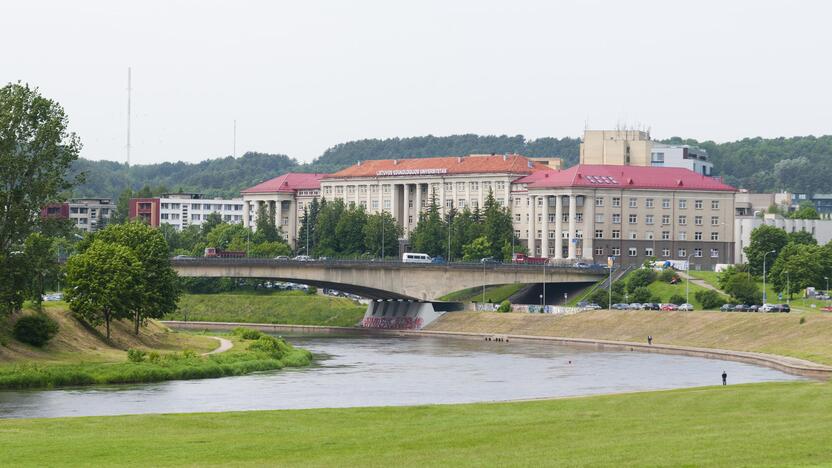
361, 316, 424, 330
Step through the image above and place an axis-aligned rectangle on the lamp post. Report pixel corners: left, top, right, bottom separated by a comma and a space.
686, 253, 695, 306
608, 256, 614, 310
785, 270, 790, 305
542, 261, 547, 309
763, 249, 776, 304
539, 294, 543, 307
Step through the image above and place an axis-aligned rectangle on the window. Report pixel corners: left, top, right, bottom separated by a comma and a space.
445, 183, 453, 192
695, 200, 703, 209
711, 200, 720, 210
595, 229, 604, 239
711, 216, 720, 226
191, 203, 200, 210
191, 214, 201, 221
372, 200, 379, 209
629, 232, 637, 240
470, 182, 478, 192
408, 215, 413, 224
695, 216, 703, 226
662, 231, 670, 240
612, 230, 621, 239
662, 248, 671, 257
662, 215, 671, 225
679, 231, 687, 240
710, 232, 720, 241
456, 182, 464, 191
536, 230, 542, 239
679, 199, 687, 209
515, 214, 521, 222
646, 231, 654, 240
612, 197, 621, 208
678, 215, 687, 225
360, 201, 367, 209
612, 214, 621, 224
628, 214, 637, 224
595, 197, 604, 207
575, 213, 583, 222
595, 213, 604, 223
496, 181, 505, 190
612, 247, 621, 256
629, 198, 637, 208
628, 248, 637, 257
595, 247, 604, 256
662, 198, 671, 209
548, 214, 556, 223
646, 198, 654, 208
694, 248, 703, 258
645, 214, 654, 225
458, 199, 466, 208
383, 200, 391, 209
694, 232, 703, 240
408, 199, 413, 208
515, 230, 520, 238
160, 213, 169, 220
161, 203, 169, 209
562, 213, 569, 223
549, 231, 556, 239
710, 248, 720, 258
678, 248, 687, 258
652, 152, 665, 163
575, 230, 583, 239
645, 247, 654, 257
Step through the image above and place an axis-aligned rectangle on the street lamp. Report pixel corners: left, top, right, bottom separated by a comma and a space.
607, 256, 614, 310
539, 294, 543, 307
763, 249, 776, 304
542, 261, 547, 308
785, 270, 790, 305
686, 253, 695, 306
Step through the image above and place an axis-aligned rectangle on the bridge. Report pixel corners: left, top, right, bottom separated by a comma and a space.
172, 258, 606, 301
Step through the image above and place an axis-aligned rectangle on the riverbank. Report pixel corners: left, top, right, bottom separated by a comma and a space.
427, 310, 832, 368
165, 292, 366, 326
1, 380, 830, 466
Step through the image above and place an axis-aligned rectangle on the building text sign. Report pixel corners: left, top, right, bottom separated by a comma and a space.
376, 168, 448, 176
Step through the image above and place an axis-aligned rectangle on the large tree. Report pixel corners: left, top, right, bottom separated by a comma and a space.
410, 193, 447, 258
334, 205, 368, 256
744, 225, 789, 276
770, 243, 826, 299
363, 211, 401, 258
255, 203, 280, 242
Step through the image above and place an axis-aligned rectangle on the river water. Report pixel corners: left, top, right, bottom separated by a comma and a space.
0, 335, 801, 419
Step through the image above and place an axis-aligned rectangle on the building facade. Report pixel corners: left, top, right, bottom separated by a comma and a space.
650, 143, 714, 176
129, 193, 244, 231
240, 173, 326, 246
735, 214, 832, 263
40, 198, 114, 233
580, 129, 714, 175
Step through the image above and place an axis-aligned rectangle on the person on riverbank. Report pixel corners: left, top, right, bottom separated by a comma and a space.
722, 371, 727, 385
647, 335, 653, 345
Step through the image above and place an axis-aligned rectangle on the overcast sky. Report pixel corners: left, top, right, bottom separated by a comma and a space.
4, 0, 831, 165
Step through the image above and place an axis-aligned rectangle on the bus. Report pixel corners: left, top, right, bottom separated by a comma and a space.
402, 252, 433, 264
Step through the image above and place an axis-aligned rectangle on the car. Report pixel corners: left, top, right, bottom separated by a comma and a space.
611, 303, 630, 310
642, 303, 660, 310
660, 303, 679, 311
747, 304, 760, 312
720, 304, 734, 312
759, 303, 776, 312
172, 255, 193, 259
480, 257, 501, 264
779, 304, 791, 313
678, 303, 695, 311
821, 306, 832, 312
431, 256, 447, 264
573, 262, 591, 268
733, 304, 749, 312
273, 255, 290, 261
576, 301, 589, 307
293, 255, 313, 262
629, 303, 642, 310
586, 303, 602, 310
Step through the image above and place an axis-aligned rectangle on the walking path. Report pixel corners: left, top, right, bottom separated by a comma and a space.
677, 271, 720, 292
202, 336, 233, 355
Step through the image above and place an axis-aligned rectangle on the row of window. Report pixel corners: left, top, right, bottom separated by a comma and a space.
594, 246, 721, 259
598, 214, 721, 226
517, 229, 721, 242
596, 197, 720, 210
160, 203, 243, 211
322, 181, 508, 196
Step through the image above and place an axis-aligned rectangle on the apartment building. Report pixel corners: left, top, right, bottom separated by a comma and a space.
129, 193, 244, 231
40, 198, 113, 233
580, 129, 714, 175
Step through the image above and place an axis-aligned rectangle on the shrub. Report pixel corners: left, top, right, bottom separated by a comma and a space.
182, 349, 197, 359
248, 335, 291, 359
611, 281, 625, 294
800, 316, 806, 325
695, 290, 723, 309
232, 327, 263, 340
627, 269, 657, 293
13, 314, 59, 347
498, 300, 511, 312
630, 286, 654, 303
668, 294, 687, 305
658, 269, 676, 283
127, 348, 147, 363
306, 286, 317, 295
147, 352, 161, 364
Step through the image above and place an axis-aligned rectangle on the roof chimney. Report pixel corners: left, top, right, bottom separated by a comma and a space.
393, 159, 398, 165
357, 160, 361, 166
457, 156, 462, 163
503, 154, 507, 161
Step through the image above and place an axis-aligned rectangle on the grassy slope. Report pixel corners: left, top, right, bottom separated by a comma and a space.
439, 283, 525, 303
166, 292, 366, 327
0, 303, 217, 364
2, 381, 831, 467
646, 278, 727, 309
429, 310, 832, 365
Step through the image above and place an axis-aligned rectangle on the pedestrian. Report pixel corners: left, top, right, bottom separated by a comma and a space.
722, 371, 727, 386
647, 335, 653, 345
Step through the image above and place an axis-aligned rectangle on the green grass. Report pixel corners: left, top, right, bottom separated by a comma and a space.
0, 335, 312, 390
646, 279, 727, 309
688, 270, 720, 288
439, 283, 525, 303
2, 381, 831, 466
166, 292, 366, 326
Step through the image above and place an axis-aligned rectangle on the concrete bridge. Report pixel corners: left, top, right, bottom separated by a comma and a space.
172, 258, 605, 301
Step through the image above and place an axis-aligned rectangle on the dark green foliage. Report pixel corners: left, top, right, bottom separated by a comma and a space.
658, 269, 679, 283
630, 287, 655, 303
363, 211, 400, 258
127, 348, 147, 362
13, 314, 59, 347
410, 192, 448, 258
787, 230, 816, 246
724, 274, 761, 304
789, 201, 820, 220
695, 290, 724, 309
232, 327, 263, 340
255, 204, 280, 243
498, 300, 511, 312
248, 335, 292, 359
668, 294, 687, 305
744, 225, 789, 276
611, 281, 625, 295
589, 288, 622, 308
627, 268, 657, 293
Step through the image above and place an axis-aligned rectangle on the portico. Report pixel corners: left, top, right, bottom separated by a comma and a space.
529, 193, 594, 260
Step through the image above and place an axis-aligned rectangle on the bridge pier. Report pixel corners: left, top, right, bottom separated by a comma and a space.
360, 300, 448, 330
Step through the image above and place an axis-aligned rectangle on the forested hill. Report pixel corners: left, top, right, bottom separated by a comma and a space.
69, 134, 832, 199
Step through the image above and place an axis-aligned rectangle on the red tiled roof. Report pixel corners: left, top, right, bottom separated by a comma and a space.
241, 173, 326, 194
325, 154, 549, 178
514, 165, 737, 192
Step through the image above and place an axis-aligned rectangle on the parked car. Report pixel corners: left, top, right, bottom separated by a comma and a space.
747, 304, 759, 312
642, 303, 660, 310
293, 255, 313, 262
611, 303, 630, 310
273, 255, 290, 261
431, 256, 447, 264
660, 303, 679, 311
733, 304, 748, 312
173, 255, 194, 259
720, 304, 734, 312
629, 303, 642, 310
573, 262, 591, 268
480, 256, 501, 264
759, 303, 776, 312
678, 303, 695, 311
586, 303, 602, 310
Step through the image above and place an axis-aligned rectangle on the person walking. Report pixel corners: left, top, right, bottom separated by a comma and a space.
647, 335, 653, 345
722, 371, 727, 386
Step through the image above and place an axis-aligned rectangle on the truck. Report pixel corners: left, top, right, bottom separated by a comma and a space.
203, 247, 246, 258
512, 253, 548, 265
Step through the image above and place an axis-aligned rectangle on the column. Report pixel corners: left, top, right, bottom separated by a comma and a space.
540, 194, 549, 258
392, 184, 400, 229
242, 200, 251, 228
366, 184, 371, 212
568, 194, 577, 259
289, 200, 297, 248
255, 200, 264, 228
440, 180, 446, 216
583, 194, 594, 260
554, 195, 563, 259
528, 195, 536, 256
403, 183, 410, 234
378, 182, 383, 214
479, 182, 484, 211
275, 199, 282, 232
415, 183, 422, 223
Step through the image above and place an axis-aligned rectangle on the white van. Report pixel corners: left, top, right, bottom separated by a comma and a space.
402, 252, 433, 263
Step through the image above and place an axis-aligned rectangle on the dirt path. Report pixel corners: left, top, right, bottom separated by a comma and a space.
202, 336, 233, 355
678, 271, 721, 292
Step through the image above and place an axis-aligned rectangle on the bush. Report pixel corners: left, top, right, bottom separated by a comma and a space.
800, 316, 806, 325
13, 314, 59, 347
182, 349, 197, 359
127, 348, 147, 363
658, 269, 676, 283
630, 286, 654, 303
695, 290, 723, 309
627, 269, 657, 293
306, 286, 317, 295
232, 327, 263, 340
248, 335, 291, 359
147, 352, 161, 364
498, 300, 511, 312
668, 294, 687, 305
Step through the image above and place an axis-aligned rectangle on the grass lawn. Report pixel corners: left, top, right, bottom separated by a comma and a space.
166, 292, 366, 327
689, 269, 720, 288
439, 283, 525, 303
646, 278, 727, 309
1, 381, 831, 466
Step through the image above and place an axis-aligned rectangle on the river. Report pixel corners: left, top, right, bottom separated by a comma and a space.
0, 334, 802, 419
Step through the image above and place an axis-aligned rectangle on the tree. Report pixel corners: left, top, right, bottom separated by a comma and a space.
589, 288, 622, 308
297, 198, 320, 255
627, 268, 657, 293
787, 230, 816, 246
481, 190, 514, 259
65, 240, 141, 340
410, 193, 447, 258
363, 211, 401, 258
201, 212, 224, 237
744, 225, 789, 276
23, 233, 58, 309
314, 199, 345, 256
769, 243, 824, 299
334, 205, 368, 256
249, 241, 291, 258
630, 286, 655, 303
695, 290, 724, 309
206, 223, 249, 251
110, 188, 133, 224
255, 203, 280, 242
462, 236, 493, 261
716, 264, 749, 290
668, 294, 687, 305
0, 252, 30, 315
724, 274, 761, 305
789, 201, 820, 220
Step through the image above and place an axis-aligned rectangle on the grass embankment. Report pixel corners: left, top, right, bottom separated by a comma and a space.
0, 329, 312, 390
646, 278, 727, 309
166, 291, 366, 326
439, 283, 525, 303
2, 381, 831, 466
429, 310, 832, 365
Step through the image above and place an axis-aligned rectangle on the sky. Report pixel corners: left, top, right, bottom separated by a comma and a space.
4, 0, 832, 165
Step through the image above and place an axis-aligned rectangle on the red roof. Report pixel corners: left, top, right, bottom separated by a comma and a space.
241, 173, 326, 194
515, 165, 737, 192
326, 154, 549, 179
